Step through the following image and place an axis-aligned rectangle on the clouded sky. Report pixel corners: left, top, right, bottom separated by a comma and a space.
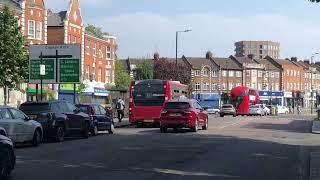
45, 0, 320, 60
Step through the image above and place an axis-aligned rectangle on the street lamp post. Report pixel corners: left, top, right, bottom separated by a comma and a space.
175, 29, 191, 76
311, 53, 319, 114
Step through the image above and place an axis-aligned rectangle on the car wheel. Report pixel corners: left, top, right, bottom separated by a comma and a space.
82, 122, 90, 139
32, 129, 42, 147
55, 125, 65, 142
233, 113, 237, 117
202, 117, 208, 130
160, 127, 167, 133
108, 123, 115, 134
192, 119, 199, 132
91, 124, 98, 136
0, 147, 14, 179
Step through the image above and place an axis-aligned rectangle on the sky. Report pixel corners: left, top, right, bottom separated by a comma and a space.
45, 0, 320, 60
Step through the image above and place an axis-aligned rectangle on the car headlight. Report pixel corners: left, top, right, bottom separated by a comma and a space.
52, 120, 56, 126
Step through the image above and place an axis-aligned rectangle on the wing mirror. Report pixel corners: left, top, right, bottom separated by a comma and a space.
74, 108, 81, 113
25, 116, 31, 121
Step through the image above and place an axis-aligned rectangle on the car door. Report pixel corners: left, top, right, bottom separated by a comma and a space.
0, 108, 20, 143
9, 108, 34, 142
92, 105, 102, 126
192, 100, 201, 120
98, 105, 111, 129
65, 102, 83, 130
197, 102, 206, 124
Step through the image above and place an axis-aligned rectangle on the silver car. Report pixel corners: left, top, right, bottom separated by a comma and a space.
249, 104, 267, 116
0, 106, 43, 146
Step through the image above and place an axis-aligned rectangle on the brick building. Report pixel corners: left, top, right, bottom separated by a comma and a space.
84, 33, 116, 84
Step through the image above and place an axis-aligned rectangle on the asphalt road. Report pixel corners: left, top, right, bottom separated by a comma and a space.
7, 114, 320, 180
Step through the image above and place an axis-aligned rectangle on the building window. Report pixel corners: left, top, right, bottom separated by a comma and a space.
86, 65, 90, 79
28, 20, 35, 38
222, 70, 227, 77
85, 40, 90, 55
92, 66, 95, 75
212, 83, 216, 90
195, 70, 200, 77
270, 71, 275, 78
106, 46, 111, 60
36, 21, 42, 40
98, 49, 103, 58
236, 71, 241, 77
229, 82, 234, 90
195, 83, 200, 90
246, 82, 250, 88
258, 83, 262, 90
287, 70, 290, 76
294, 70, 296, 77
106, 69, 111, 83
290, 70, 293, 76
229, 71, 234, 77
203, 83, 209, 90
202, 68, 209, 77
93, 43, 96, 56
275, 72, 280, 78
275, 84, 279, 91
258, 71, 263, 78
212, 71, 218, 77
297, 71, 300, 77
246, 70, 250, 76
98, 67, 102, 82
72, 36, 77, 44
265, 71, 269, 78
222, 83, 227, 90
237, 83, 241, 87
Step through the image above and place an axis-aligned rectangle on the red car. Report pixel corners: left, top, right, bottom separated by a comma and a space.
160, 100, 208, 133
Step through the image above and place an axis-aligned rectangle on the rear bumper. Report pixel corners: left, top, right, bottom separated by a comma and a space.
160, 118, 194, 128
129, 117, 160, 124
220, 111, 235, 115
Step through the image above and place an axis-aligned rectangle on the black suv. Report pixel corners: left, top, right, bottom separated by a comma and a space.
19, 101, 90, 142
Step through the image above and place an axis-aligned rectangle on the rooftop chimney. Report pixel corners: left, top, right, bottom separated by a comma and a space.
206, 51, 213, 59
304, 59, 310, 64
291, 57, 298, 62
153, 52, 160, 61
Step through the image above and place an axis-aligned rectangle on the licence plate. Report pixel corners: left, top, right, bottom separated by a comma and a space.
29, 115, 37, 119
169, 113, 181, 117
143, 119, 154, 123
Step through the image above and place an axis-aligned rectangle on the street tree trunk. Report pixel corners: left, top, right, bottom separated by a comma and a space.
3, 86, 7, 105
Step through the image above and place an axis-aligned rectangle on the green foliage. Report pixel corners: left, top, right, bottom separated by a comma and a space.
85, 24, 110, 39
0, 6, 28, 104
115, 60, 130, 90
135, 60, 153, 80
310, 0, 320, 2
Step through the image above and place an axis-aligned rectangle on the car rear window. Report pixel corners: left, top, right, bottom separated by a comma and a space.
165, 102, 190, 109
20, 103, 50, 114
77, 105, 89, 114
222, 105, 233, 108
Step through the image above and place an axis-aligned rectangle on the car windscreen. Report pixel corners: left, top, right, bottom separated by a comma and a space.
165, 102, 190, 109
19, 103, 50, 114
222, 105, 233, 108
133, 81, 165, 106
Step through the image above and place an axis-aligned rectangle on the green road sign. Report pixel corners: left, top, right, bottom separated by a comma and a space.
59, 59, 80, 83
29, 59, 55, 83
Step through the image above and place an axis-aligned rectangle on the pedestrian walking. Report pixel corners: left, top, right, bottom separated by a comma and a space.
289, 106, 293, 114
116, 97, 125, 123
297, 105, 301, 114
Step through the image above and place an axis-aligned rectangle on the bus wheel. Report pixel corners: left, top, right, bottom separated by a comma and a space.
160, 127, 167, 133
136, 123, 144, 128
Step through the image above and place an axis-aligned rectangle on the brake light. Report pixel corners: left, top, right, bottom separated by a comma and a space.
183, 111, 191, 114
129, 107, 132, 111
161, 110, 167, 114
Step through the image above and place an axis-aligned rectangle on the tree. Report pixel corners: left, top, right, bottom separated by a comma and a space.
310, 0, 320, 2
0, 6, 28, 105
85, 24, 110, 39
115, 60, 130, 90
153, 59, 191, 85
135, 60, 153, 80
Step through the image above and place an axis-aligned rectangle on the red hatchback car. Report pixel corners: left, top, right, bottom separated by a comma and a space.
160, 100, 208, 133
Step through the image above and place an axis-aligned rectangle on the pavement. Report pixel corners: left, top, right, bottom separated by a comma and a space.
8, 114, 320, 180
114, 117, 131, 128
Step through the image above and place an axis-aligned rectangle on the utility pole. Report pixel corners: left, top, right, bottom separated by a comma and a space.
175, 29, 191, 78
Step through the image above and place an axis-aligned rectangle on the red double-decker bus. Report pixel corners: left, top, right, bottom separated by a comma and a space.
230, 86, 260, 115
129, 79, 188, 126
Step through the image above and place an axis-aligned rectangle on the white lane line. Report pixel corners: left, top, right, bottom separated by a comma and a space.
218, 119, 254, 129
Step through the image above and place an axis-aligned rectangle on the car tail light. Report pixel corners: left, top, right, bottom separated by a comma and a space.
161, 110, 167, 114
183, 111, 191, 114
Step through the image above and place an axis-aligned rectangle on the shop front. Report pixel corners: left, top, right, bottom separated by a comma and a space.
259, 91, 284, 106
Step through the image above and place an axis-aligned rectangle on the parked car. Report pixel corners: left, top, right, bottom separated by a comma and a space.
0, 135, 15, 179
203, 106, 220, 115
0, 127, 6, 136
160, 99, 208, 133
76, 104, 115, 135
249, 104, 266, 116
220, 104, 236, 117
0, 106, 43, 146
276, 106, 289, 114
19, 101, 90, 142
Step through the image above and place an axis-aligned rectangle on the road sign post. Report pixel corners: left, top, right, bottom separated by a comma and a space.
29, 45, 81, 102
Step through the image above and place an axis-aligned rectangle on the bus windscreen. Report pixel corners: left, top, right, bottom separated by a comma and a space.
133, 83, 165, 106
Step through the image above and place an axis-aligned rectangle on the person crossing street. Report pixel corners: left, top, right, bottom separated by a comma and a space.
116, 97, 125, 123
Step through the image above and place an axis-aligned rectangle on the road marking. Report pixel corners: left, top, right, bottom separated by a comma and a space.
218, 119, 254, 129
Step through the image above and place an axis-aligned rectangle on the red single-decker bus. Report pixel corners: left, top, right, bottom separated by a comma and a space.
129, 79, 188, 126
